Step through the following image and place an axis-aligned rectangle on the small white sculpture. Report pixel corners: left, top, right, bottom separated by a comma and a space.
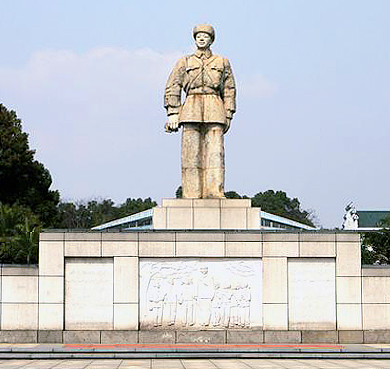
342, 202, 359, 229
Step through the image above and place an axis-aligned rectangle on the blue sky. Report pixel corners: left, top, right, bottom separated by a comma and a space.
1, 0, 389, 228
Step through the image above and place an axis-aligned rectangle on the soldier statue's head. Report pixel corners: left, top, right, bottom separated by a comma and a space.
193, 24, 215, 49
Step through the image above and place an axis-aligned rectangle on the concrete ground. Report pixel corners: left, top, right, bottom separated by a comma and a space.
1, 358, 390, 368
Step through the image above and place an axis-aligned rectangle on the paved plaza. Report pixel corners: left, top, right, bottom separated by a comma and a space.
1, 358, 390, 368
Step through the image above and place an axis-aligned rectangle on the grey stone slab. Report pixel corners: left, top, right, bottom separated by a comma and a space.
225, 232, 262, 242
362, 267, 390, 277
64, 232, 102, 241
176, 232, 224, 242
338, 330, 363, 344
176, 330, 225, 344
300, 233, 336, 242
262, 233, 299, 242
40, 232, 65, 241
0, 330, 37, 343
227, 330, 263, 344
102, 232, 138, 241
101, 330, 138, 343
302, 330, 338, 343
1, 265, 38, 275
364, 330, 390, 343
138, 232, 175, 242
139, 330, 175, 343
336, 233, 361, 243
264, 331, 301, 343
63, 331, 101, 343
38, 330, 63, 343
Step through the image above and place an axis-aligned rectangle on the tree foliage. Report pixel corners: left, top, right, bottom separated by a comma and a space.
0, 202, 41, 264
0, 104, 59, 226
362, 215, 390, 265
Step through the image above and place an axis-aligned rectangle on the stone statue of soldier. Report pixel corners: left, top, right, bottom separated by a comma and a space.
164, 24, 236, 198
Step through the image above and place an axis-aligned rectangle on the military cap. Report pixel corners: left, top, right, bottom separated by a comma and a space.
193, 24, 215, 42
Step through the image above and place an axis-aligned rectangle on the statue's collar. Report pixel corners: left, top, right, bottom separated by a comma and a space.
195, 49, 212, 59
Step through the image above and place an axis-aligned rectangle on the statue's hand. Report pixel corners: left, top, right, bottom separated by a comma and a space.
224, 118, 231, 134
165, 114, 179, 133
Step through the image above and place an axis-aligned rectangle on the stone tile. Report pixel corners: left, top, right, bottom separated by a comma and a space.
167, 207, 193, 229
102, 232, 138, 241
263, 258, 287, 303
102, 241, 138, 256
362, 267, 390, 277
225, 241, 262, 257
176, 232, 224, 242
0, 330, 37, 343
139, 330, 176, 343
299, 242, 336, 257
264, 331, 301, 343
152, 207, 167, 229
139, 232, 175, 242
40, 232, 65, 241
2, 276, 38, 303
64, 241, 101, 256
263, 242, 298, 257
139, 241, 175, 257
221, 199, 251, 208
300, 233, 335, 242
227, 330, 263, 343
220, 208, 247, 229
263, 233, 298, 242
1, 265, 38, 276
336, 233, 361, 243
193, 208, 220, 229
175, 242, 224, 257
114, 257, 138, 303
176, 330, 225, 344
101, 330, 138, 343
336, 242, 361, 276
2, 303, 38, 329
63, 331, 101, 344
337, 277, 361, 304
247, 208, 260, 229
162, 198, 193, 207
114, 303, 138, 330
263, 304, 288, 330
38, 330, 63, 343
364, 330, 390, 343
363, 304, 390, 330
363, 277, 390, 303
338, 330, 363, 344
225, 232, 261, 242
301, 330, 338, 343
39, 276, 63, 304
64, 232, 101, 241
39, 304, 63, 330
193, 199, 221, 208
337, 304, 362, 330
39, 241, 64, 276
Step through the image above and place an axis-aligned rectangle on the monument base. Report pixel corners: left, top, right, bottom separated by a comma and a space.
153, 198, 260, 230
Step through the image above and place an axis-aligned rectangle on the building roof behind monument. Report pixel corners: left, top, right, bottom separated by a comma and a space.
91, 208, 318, 231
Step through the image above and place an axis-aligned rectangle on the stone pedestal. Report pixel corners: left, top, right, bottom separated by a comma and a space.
152, 198, 261, 230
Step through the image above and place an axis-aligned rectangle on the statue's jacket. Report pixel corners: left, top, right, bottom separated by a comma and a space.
164, 49, 236, 126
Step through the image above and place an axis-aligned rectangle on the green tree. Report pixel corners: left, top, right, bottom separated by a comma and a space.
252, 190, 315, 226
0, 202, 41, 264
362, 215, 390, 265
118, 197, 157, 218
175, 186, 182, 198
0, 104, 59, 226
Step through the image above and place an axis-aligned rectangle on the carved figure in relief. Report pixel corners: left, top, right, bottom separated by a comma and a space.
163, 279, 178, 326
177, 278, 196, 326
164, 24, 236, 198
196, 267, 215, 326
148, 280, 165, 327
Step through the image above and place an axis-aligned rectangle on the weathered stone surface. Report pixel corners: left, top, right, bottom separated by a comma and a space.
176, 330, 225, 344
225, 232, 261, 242
40, 232, 64, 241
176, 232, 224, 242
2, 265, 38, 276
0, 330, 37, 343
264, 331, 301, 343
139, 331, 175, 343
301, 330, 338, 343
38, 330, 63, 343
101, 330, 138, 344
364, 330, 390, 343
336, 242, 361, 276
338, 330, 363, 344
63, 331, 101, 343
227, 330, 263, 344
